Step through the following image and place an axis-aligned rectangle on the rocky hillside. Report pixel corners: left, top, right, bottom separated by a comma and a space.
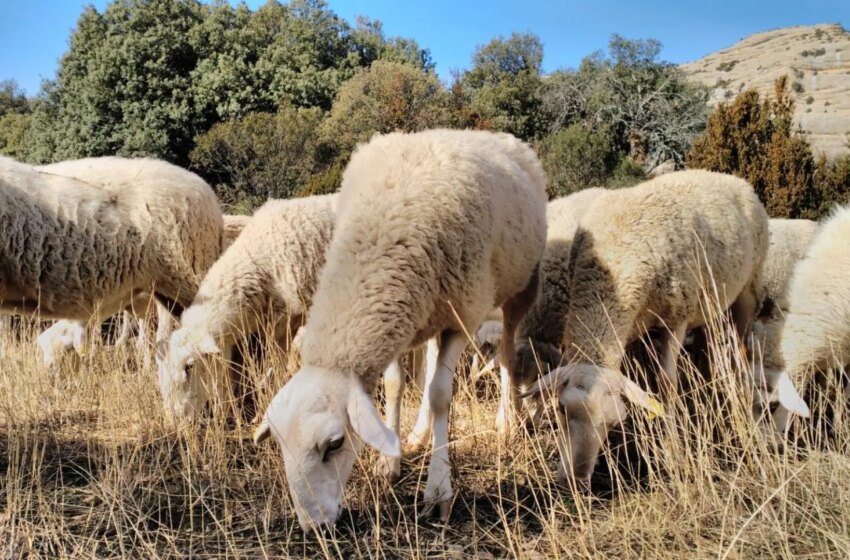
682, 23, 850, 158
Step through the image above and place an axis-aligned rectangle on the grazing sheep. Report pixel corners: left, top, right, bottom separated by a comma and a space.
522, 170, 784, 492
776, 206, 850, 435
223, 214, 250, 249
37, 320, 89, 372
750, 219, 817, 429
253, 129, 547, 531
157, 194, 338, 420
512, 188, 607, 394
0, 156, 222, 323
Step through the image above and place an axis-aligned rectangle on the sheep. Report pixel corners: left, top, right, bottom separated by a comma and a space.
37, 319, 89, 372
252, 128, 547, 531
157, 194, 338, 420
774, 206, 850, 435
749, 219, 817, 429
521, 170, 796, 492
0, 156, 222, 324
511, 188, 607, 396
222, 214, 250, 249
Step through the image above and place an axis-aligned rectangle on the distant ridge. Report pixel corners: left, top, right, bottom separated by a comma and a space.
681, 23, 850, 158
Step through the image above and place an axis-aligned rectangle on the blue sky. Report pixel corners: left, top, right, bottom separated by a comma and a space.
1, 0, 848, 95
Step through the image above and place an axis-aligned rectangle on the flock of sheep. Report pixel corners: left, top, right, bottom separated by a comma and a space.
1, 128, 849, 533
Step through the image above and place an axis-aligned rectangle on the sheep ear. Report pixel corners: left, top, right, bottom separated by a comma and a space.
253, 416, 272, 444
347, 385, 400, 457
619, 374, 665, 419
776, 373, 810, 418
518, 365, 574, 399
196, 333, 220, 355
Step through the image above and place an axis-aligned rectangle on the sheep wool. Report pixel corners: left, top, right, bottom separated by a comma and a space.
781, 206, 850, 380
0, 156, 222, 321
301, 129, 548, 392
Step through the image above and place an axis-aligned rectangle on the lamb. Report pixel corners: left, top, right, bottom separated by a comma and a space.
774, 206, 850, 435
37, 319, 89, 372
157, 194, 338, 420
0, 156, 222, 323
521, 170, 804, 492
749, 219, 817, 428
253, 129, 547, 531
222, 214, 250, 249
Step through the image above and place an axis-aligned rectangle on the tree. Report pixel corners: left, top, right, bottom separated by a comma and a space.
322, 60, 452, 157
688, 77, 823, 218
0, 80, 29, 118
24, 0, 427, 165
459, 33, 545, 141
539, 124, 613, 197
0, 113, 32, 159
190, 106, 326, 211
541, 35, 709, 173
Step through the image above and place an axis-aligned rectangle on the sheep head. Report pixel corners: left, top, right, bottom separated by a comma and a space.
253, 365, 400, 533
520, 362, 662, 492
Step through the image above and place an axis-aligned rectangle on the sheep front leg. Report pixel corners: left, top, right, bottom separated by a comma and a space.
658, 323, 688, 399
422, 331, 466, 521
374, 359, 405, 482
406, 337, 440, 451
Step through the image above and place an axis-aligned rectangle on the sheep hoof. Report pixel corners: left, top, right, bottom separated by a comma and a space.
419, 500, 451, 522
404, 429, 429, 452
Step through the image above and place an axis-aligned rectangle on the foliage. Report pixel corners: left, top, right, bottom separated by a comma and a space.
539, 124, 614, 197
0, 112, 32, 159
24, 0, 428, 165
457, 33, 545, 141
686, 76, 846, 219
0, 80, 29, 118
541, 35, 709, 173
321, 59, 452, 157
190, 106, 326, 210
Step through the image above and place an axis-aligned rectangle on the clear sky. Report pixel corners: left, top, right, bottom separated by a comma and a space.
1, 0, 848, 95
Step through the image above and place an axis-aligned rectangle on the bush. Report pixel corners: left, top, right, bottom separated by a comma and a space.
0, 112, 32, 159
190, 106, 326, 211
539, 124, 615, 197
792, 81, 804, 93
688, 76, 830, 219
321, 60, 452, 157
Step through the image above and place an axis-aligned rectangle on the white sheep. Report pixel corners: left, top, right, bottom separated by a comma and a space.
0, 156, 222, 324
37, 319, 89, 372
511, 188, 607, 390
222, 214, 250, 249
749, 219, 817, 428
521, 170, 800, 492
775, 206, 850, 434
157, 194, 338, 420
253, 129, 547, 531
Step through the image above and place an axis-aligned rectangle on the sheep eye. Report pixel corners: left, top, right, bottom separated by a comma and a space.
323, 436, 345, 462
769, 402, 780, 414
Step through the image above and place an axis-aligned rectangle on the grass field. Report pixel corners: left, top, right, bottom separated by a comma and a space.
1, 316, 849, 559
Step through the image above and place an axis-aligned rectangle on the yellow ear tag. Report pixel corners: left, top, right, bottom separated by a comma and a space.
646, 398, 665, 420
76, 345, 89, 357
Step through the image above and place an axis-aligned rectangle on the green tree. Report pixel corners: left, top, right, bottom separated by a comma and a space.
322, 60, 452, 157
0, 113, 32, 159
688, 77, 824, 218
0, 80, 29, 117
190, 106, 326, 210
459, 33, 545, 141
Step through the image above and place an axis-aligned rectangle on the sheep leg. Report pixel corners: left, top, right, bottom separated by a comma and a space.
374, 359, 405, 482
421, 330, 466, 521
406, 337, 440, 451
496, 267, 540, 436
659, 323, 688, 399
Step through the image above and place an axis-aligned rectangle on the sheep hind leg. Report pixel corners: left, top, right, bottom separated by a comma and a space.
421, 330, 467, 522
374, 359, 405, 482
496, 267, 541, 437
405, 337, 440, 451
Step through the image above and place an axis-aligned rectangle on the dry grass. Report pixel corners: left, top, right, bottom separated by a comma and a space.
2, 312, 850, 559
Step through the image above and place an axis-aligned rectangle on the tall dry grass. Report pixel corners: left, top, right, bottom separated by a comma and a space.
1, 299, 849, 559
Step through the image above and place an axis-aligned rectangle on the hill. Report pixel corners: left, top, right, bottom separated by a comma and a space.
682, 23, 850, 158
